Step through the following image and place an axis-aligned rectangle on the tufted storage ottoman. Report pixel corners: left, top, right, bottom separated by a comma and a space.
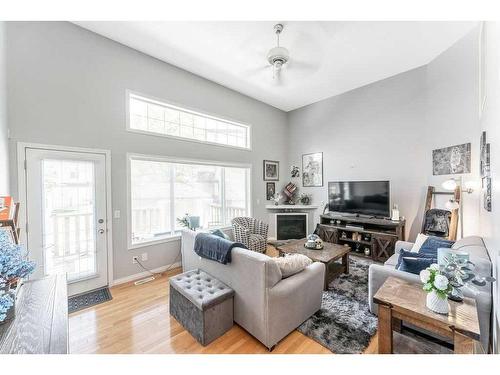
169, 269, 234, 346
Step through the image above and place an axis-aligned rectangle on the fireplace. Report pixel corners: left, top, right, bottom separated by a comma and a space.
276, 213, 308, 240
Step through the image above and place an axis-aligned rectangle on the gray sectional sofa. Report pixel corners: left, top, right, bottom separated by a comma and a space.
368, 236, 493, 350
181, 229, 326, 349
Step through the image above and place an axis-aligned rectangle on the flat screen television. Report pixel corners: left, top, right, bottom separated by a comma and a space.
328, 180, 390, 218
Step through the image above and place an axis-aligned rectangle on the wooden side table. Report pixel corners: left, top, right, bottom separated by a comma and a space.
373, 276, 481, 354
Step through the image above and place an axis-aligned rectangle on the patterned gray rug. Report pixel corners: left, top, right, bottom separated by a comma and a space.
68, 287, 112, 313
297, 257, 377, 354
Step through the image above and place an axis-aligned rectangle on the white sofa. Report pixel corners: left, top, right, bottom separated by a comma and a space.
368, 236, 493, 350
181, 229, 325, 349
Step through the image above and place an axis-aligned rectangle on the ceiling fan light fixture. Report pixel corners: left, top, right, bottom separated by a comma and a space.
267, 24, 290, 79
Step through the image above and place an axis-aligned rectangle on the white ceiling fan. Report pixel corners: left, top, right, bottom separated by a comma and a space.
267, 23, 289, 80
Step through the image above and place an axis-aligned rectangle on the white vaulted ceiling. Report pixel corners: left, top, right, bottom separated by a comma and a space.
74, 21, 477, 111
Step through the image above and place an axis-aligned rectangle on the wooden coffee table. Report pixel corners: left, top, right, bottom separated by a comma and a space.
373, 276, 482, 354
276, 239, 350, 290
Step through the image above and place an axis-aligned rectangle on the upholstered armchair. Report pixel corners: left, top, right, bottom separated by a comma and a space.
231, 217, 269, 253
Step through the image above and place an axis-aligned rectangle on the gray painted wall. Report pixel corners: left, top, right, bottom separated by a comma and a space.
479, 21, 500, 354
287, 26, 481, 242
287, 67, 429, 241
0, 22, 8, 194
425, 26, 480, 238
6, 22, 288, 280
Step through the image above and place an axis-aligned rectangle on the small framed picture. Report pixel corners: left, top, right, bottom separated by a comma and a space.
266, 182, 276, 201
263, 160, 279, 181
302, 152, 323, 187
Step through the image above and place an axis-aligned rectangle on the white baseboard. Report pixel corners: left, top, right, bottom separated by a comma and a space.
111, 262, 182, 286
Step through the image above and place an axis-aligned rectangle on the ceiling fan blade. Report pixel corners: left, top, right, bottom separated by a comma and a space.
241, 65, 270, 76
287, 59, 316, 71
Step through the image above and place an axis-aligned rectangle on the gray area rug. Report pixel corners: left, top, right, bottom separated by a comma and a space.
68, 287, 112, 313
298, 257, 378, 354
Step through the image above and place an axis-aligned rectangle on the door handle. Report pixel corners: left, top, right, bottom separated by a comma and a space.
98, 229, 105, 234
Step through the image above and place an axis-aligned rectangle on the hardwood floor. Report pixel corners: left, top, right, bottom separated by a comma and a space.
69, 246, 445, 354
69, 266, 336, 354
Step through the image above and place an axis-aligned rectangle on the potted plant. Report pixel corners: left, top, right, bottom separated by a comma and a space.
0, 231, 36, 324
176, 213, 200, 231
419, 264, 452, 315
298, 193, 311, 205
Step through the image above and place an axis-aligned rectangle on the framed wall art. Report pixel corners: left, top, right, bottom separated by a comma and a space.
263, 160, 279, 181
302, 152, 323, 187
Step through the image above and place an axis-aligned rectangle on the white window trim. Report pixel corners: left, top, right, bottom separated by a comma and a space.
126, 152, 252, 250
126, 90, 253, 151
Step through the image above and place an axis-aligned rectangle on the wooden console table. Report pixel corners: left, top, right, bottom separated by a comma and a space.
0, 275, 68, 354
318, 214, 405, 262
373, 277, 481, 354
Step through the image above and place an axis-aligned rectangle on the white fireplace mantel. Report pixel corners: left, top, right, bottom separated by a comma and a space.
265, 205, 319, 210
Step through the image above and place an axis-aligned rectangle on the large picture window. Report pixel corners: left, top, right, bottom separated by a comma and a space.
127, 92, 251, 150
128, 155, 251, 247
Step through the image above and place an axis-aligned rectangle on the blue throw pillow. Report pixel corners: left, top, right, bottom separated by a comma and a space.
396, 249, 436, 269
210, 229, 229, 240
398, 257, 436, 275
419, 236, 454, 257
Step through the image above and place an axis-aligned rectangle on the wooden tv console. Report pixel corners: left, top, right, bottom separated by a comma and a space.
317, 214, 405, 262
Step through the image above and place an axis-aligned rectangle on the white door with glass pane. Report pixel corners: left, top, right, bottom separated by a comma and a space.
25, 148, 108, 296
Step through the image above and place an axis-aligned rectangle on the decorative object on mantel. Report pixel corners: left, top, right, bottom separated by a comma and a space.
302, 152, 323, 187
290, 165, 300, 178
176, 213, 200, 231
266, 182, 276, 201
298, 193, 311, 205
283, 182, 297, 204
419, 264, 452, 315
0, 230, 36, 324
263, 160, 279, 181
438, 249, 496, 302
432, 143, 471, 175
270, 192, 283, 206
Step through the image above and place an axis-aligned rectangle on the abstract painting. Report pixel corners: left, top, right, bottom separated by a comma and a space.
302, 152, 323, 187
480, 131, 490, 178
263, 160, 279, 181
484, 177, 492, 212
432, 143, 471, 175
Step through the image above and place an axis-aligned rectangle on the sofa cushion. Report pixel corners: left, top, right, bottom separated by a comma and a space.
419, 236, 454, 257
210, 229, 230, 240
397, 257, 435, 275
410, 233, 429, 252
396, 249, 436, 269
273, 254, 313, 278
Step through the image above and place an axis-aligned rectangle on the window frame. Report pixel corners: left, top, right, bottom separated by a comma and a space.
127, 153, 252, 250
126, 90, 252, 151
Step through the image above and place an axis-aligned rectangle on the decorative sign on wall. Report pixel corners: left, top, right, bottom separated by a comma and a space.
290, 165, 300, 178
480, 131, 492, 212
302, 152, 323, 187
432, 143, 471, 175
263, 160, 279, 181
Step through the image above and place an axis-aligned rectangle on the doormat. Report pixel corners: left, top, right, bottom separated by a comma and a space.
68, 287, 112, 313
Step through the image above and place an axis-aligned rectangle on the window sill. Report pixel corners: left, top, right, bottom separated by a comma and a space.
127, 226, 233, 251
128, 234, 181, 250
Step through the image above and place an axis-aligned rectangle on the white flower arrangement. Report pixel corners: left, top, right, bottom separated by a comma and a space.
271, 192, 283, 205
420, 264, 452, 299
